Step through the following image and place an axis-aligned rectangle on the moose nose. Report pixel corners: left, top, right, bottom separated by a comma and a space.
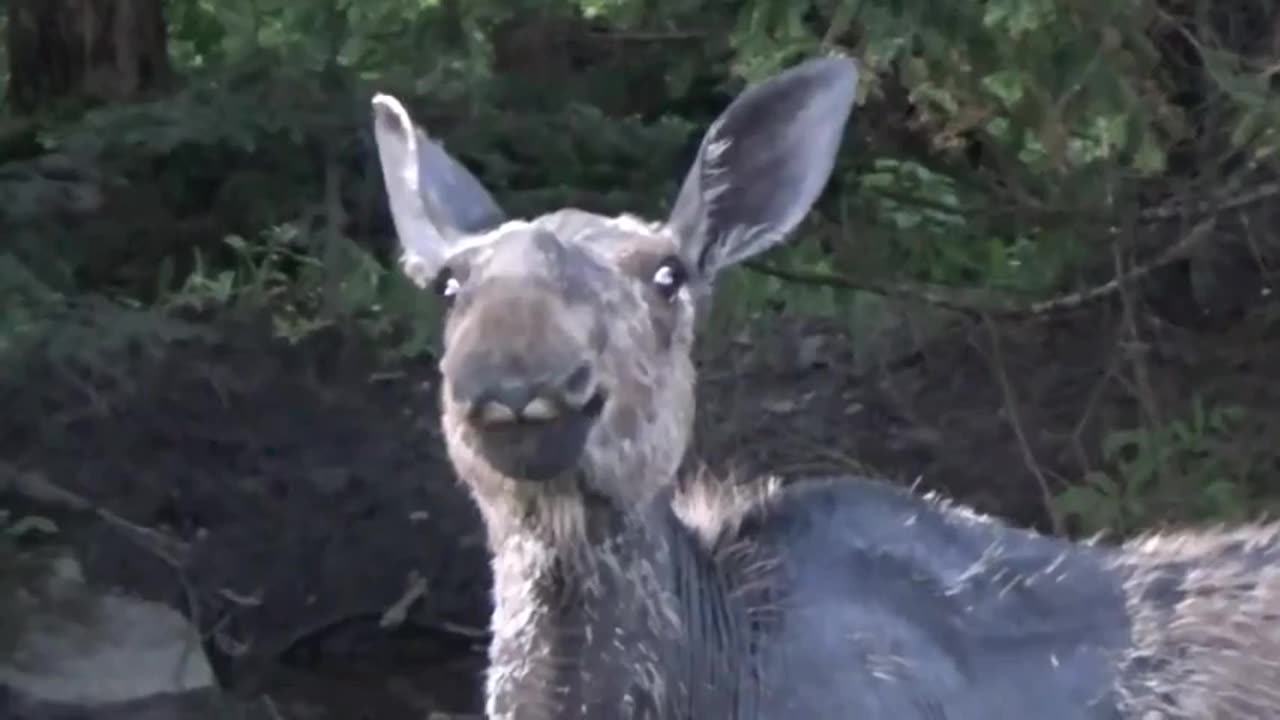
460, 361, 598, 427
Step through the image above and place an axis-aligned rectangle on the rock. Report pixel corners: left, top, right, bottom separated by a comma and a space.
0, 549, 232, 719
4, 686, 259, 720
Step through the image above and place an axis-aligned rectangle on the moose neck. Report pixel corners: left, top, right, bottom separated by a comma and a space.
482, 490, 755, 719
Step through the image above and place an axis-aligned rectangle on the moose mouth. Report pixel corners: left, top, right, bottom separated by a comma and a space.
467, 391, 607, 482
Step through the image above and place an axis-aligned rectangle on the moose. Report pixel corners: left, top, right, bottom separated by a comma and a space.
370, 56, 1280, 719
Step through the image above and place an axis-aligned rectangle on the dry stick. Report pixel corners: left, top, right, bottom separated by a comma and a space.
979, 315, 1066, 536
379, 569, 428, 629
5, 468, 191, 566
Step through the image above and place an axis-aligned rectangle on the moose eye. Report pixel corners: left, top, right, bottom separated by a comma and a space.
432, 267, 462, 305
651, 256, 687, 300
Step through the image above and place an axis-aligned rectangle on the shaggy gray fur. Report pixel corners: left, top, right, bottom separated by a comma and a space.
370, 56, 1280, 719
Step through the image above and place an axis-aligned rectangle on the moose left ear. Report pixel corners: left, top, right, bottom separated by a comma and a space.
371, 94, 506, 281
665, 56, 859, 280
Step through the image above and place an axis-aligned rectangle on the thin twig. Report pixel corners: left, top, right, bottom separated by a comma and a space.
1069, 340, 1126, 476
979, 316, 1066, 536
1113, 238, 1164, 430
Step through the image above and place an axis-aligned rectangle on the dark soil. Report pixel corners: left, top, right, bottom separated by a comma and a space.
4, 290, 1280, 718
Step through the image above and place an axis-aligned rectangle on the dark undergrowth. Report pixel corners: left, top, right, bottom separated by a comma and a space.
3, 0, 1280, 716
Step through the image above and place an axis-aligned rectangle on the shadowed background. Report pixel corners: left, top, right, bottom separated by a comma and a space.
2, 0, 1279, 717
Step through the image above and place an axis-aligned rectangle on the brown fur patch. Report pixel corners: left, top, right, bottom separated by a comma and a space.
1110, 521, 1280, 718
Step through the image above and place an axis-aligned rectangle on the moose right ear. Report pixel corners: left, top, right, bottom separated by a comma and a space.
371, 94, 506, 282
665, 56, 858, 282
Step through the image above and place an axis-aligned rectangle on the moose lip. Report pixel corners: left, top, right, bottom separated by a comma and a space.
469, 391, 607, 482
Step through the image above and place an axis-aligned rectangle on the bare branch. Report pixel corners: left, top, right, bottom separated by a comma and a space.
2, 465, 190, 567
747, 217, 1219, 319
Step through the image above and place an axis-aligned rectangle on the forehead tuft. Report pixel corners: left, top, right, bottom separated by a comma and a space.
605, 213, 667, 238
469, 210, 677, 265
545, 210, 678, 260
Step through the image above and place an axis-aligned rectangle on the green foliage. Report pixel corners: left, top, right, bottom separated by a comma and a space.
0, 258, 210, 401
1054, 397, 1263, 537
7, 0, 1276, 303
3, 0, 1279, 539
163, 224, 444, 361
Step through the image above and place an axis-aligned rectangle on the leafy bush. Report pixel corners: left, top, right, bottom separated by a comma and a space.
2, 0, 1278, 537
1055, 397, 1266, 537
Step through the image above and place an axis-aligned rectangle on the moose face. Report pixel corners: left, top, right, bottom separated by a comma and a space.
371, 57, 859, 535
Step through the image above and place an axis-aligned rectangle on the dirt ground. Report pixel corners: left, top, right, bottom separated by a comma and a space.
4, 286, 1280, 717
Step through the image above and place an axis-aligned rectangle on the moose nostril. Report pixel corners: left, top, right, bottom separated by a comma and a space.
474, 393, 562, 425
521, 397, 560, 421
478, 400, 520, 425
561, 362, 594, 399
461, 362, 598, 427
478, 384, 536, 414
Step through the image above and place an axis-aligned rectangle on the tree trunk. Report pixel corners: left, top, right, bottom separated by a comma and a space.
6, 0, 172, 115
